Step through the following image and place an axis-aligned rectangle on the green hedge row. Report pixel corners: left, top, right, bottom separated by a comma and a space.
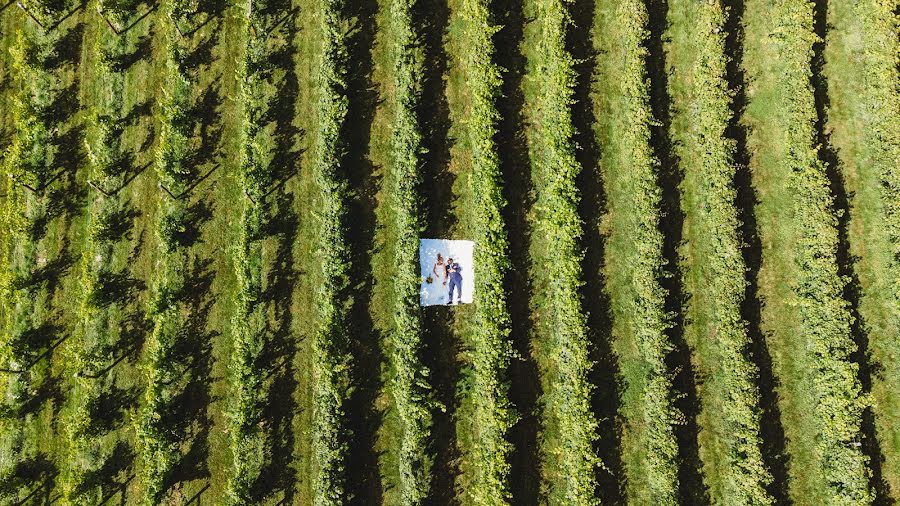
742, 0, 871, 502
309, 0, 353, 503
380, 0, 434, 503
64, 197, 126, 504
81, 2, 127, 188
0, 28, 45, 345
452, 0, 514, 503
0, 29, 54, 193
62, 5, 133, 502
0, 27, 51, 498
825, 0, 900, 495
521, 0, 600, 503
135, 1, 193, 502
665, 0, 772, 503
592, 0, 680, 502
225, 3, 271, 502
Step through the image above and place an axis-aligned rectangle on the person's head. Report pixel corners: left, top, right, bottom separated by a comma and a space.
448, 258, 454, 264
437, 253, 443, 262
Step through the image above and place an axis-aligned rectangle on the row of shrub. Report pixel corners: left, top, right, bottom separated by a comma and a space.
61, 5, 134, 503
308, 0, 354, 503
1, 29, 54, 193
591, 0, 680, 503
63, 189, 127, 505
379, 0, 434, 503
521, 0, 600, 503
81, 1, 127, 189
824, 0, 900, 494
0, 27, 50, 499
741, 0, 871, 502
664, 0, 773, 503
0, 29, 48, 364
135, 0, 193, 502
224, 3, 272, 502
450, 0, 514, 503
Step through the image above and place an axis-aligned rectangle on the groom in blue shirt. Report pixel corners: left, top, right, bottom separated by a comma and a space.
446, 258, 463, 305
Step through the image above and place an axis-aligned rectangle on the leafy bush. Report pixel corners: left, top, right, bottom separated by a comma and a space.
824, 0, 900, 494
450, 0, 515, 503
377, 0, 435, 503
522, 0, 602, 503
592, 0, 680, 502
665, 0, 773, 503
742, 0, 871, 501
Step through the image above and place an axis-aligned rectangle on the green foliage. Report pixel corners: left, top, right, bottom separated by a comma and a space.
135, 1, 193, 501
158, 209, 186, 252
308, 0, 355, 503
0, 178, 17, 374
0, 17, 106, 506
136, 301, 183, 504
377, 0, 435, 503
0, 27, 59, 500
100, 0, 144, 26
1, 0, 895, 502
450, 0, 514, 503
2, 29, 54, 190
592, 0, 680, 502
223, 2, 278, 502
18, 0, 77, 26
0, 29, 39, 358
824, 0, 900, 495
83, 0, 126, 188
83, 111, 118, 182
61, 9, 133, 503
0, 29, 42, 496
522, 0, 600, 503
153, 4, 192, 196
665, 0, 773, 503
742, 0, 871, 502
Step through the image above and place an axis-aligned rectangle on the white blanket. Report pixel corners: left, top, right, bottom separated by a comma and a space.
419, 238, 475, 306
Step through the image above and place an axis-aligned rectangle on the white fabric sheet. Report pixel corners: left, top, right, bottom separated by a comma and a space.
419, 239, 474, 306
